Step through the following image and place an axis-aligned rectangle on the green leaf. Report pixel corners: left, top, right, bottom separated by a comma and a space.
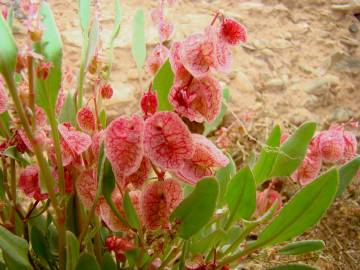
203, 88, 230, 136
225, 166, 256, 224
101, 252, 116, 270
170, 177, 219, 239
123, 191, 141, 230
279, 240, 325, 255
0, 112, 11, 138
35, 2, 63, 114
0, 12, 17, 76
75, 253, 100, 270
7, 7, 14, 29
253, 125, 281, 185
124, 248, 150, 268
153, 59, 174, 111
111, 0, 121, 42
268, 264, 319, 270
216, 154, 236, 207
99, 109, 107, 128
131, 9, 146, 68
2, 146, 30, 167
66, 231, 80, 270
58, 93, 76, 125
0, 225, 31, 268
30, 226, 51, 263
85, 19, 100, 70
190, 229, 226, 254
253, 169, 338, 248
337, 156, 360, 197
79, 0, 91, 35
271, 122, 316, 177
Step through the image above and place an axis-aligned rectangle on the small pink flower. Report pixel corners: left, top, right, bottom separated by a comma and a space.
58, 123, 92, 156
169, 42, 192, 84
34, 106, 47, 127
169, 76, 222, 123
105, 115, 144, 176
2, 7, 8, 20
77, 107, 96, 133
144, 112, 194, 170
291, 153, 322, 185
118, 157, 151, 188
18, 165, 48, 201
140, 90, 158, 117
11, 129, 30, 153
91, 130, 105, 157
318, 130, 345, 163
255, 188, 282, 217
55, 88, 65, 115
146, 44, 169, 75
36, 61, 52, 80
75, 169, 97, 210
105, 236, 134, 262
175, 134, 229, 184
158, 19, 174, 42
219, 18, 247, 46
0, 79, 8, 113
150, 7, 163, 26
100, 83, 113, 99
340, 131, 357, 163
141, 179, 182, 229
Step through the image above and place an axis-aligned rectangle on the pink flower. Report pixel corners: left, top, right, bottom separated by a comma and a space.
58, 123, 92, 156
146, 44, 169, 75
219, 18, 247, 46
175, 134, 229, 184
75, 169, 97, 210
18, 165, 48, 201
55, 88, 65, 115
140, 90, 158, 117
318, 129, 345, 163
144, 112, 194, 170
117, 157, 151, 188
169, 76, 222, 123
105, 115, 144, 176
91, 130, 105, 157
255, 188, 282, 217
169, 42, 192, 84
2, 7, 8, 20
34, 106, 47, 127
340, 131, 357, 163
100, 83, 113, 99
150, 7, 163, 26
77, 107, 96, 133
158, 19, 174, 42
141, 179, 182, 229
0, 79, 8, 113
105, 236, 134, 262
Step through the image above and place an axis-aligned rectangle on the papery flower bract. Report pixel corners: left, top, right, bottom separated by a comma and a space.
36, 61, 52, 80
141, 179, 182, 229
11, 129, 30, 153
100, 83, 113, 99
169, 76, 222, 123
169, 42, 192, 84
77, 107, 96, 133
146, 44, 169, 75
75, 169, 97, 210
144, 111, 194, 170
318, 129, 345, 162
0, 80, 8, 113
58, 123, 92, 156
158, 19, 174, 42
34, 106, 47, 127
18, 165, 48, 201
140, 90, 158, 117
255, 188, 282, 217
175, 134, 229, 184
118, 157, 151, 188
150, 7, 163, 26
55, 88, 65, 115
105, 115, 144, 176
105, 236, 134, 262
91, 130, 105, 157
341, 131, 357, 163
1, 6, 8, 20
220, 18, 247, 45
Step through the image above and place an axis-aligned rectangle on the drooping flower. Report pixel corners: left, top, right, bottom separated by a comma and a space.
75, 169, 97, 210
169, 76, 222, 123
175, 134, 229, 184
144, 111, 194, 170
18, 165, 48, 201
146, 44, 169, 75
219, 18, 247, 45
169, 41, 192, 84
55, 88, 65, 115
58, 123, 92, 156
100, 83, 113, 99
77, 107, 96, 133
341, 131, 357, 163
318, 129, 345, 163
140, 89, 158, 117
117, 157, 152, 188
105, 236, 134, 262
141, 179, 182, 229
158, 19, 174, 42
0, 79, 8, 113
255, 188, 282, 217
36, 61, 52, 80
105, 115, 144, 176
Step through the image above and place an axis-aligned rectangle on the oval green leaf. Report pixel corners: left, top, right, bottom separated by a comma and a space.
66, 231, 80, 270
337, 156, 360, 197
153, 59, 174, 111
253, 125, 281, 185
31, 226, 51, 263
131, 9, 146, 68
123, 191, 141, 230
170, 177, 219, 239
0, 13, 17, 76
79, 0, 90, 35
279, 240, 325, 255
75, 253, 100, 270
101, 252, 117, 270
225, 166, 256, 225
268, 264, 319, 270
253, 169, 338, 248
271, 122, 316, 177
216, 153, 236, 207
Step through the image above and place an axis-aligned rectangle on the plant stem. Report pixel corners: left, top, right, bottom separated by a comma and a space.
9, 159, 16, 230
27, 55, 35, 131
216, 244, 258, 269
158, 243, 182, 270
0, 117, 10, 138
3, 74, 66, 270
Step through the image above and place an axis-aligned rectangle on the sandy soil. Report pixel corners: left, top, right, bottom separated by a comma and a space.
2, 0, 360, 269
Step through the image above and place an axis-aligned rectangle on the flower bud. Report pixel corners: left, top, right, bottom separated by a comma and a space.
36, 61, 52, 80
140, 90, 158, 116
77, 107, 96, 132
100, 83, 113, 99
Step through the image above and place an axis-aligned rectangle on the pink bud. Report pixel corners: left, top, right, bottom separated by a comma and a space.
18, 165, 48, 201
2, 7, 8, 20
340, 131, 357, 163
140, 90, 158, 116
318, 130, 345, 163
0, 79, 8, 113
144, 112, 194, 170
100, 83, 113, 99
77, 107, 96, 132
146, 44, 169, 75
220, 18, 247, 46
255, 188, 282, 217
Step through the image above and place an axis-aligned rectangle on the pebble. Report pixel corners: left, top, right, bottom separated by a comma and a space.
349, 24, 358, 33
290, 110, 310, 126
331, 108, 353, 122
304, 95, 319, 109
236, 71, 254, 92
265, 78, 286, 91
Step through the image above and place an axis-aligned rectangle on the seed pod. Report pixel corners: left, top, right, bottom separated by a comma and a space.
220, 18, 247, 45
140, 90, 158, 116
100, 83, 113, 99
77, 107, 96, 132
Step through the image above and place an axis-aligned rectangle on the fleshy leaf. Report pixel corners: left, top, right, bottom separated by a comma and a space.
336, 156, 360, 197
267, 264, 319, 270
170, 177, 219, 239
66, 231, 80, 270
131, 9, 146, 68
123, 191, 141, 230
101, 252, 117, 270
216, 153, 236, 207
75, 253, 100, 270
58, 93, 76, 125
279, 240, 325, 255
0, 13, 17, 76
79, 0, 90, 35
153, 59, 174, 111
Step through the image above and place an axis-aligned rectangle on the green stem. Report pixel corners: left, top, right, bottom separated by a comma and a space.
9, 159, 16, 230
0, 117, 10, 138
76, 37, 89, 110
3, 73, 66, 270
27, 55, 35, 131
158, 243, 182, 270
216, 244, 259, 269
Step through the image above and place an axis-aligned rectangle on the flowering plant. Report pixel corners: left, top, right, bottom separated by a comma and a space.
0, 1, 359, 270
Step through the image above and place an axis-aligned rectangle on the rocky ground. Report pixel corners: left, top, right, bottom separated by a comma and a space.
2, 0, 360, 269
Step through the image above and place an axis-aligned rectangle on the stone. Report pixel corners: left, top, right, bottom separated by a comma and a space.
265, 78, 285, 91
236, 71, 254, 92
331, 108, 353, 122
349, 24, 358, 33
304, 95, 319, 109
271, 39, 293, 49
